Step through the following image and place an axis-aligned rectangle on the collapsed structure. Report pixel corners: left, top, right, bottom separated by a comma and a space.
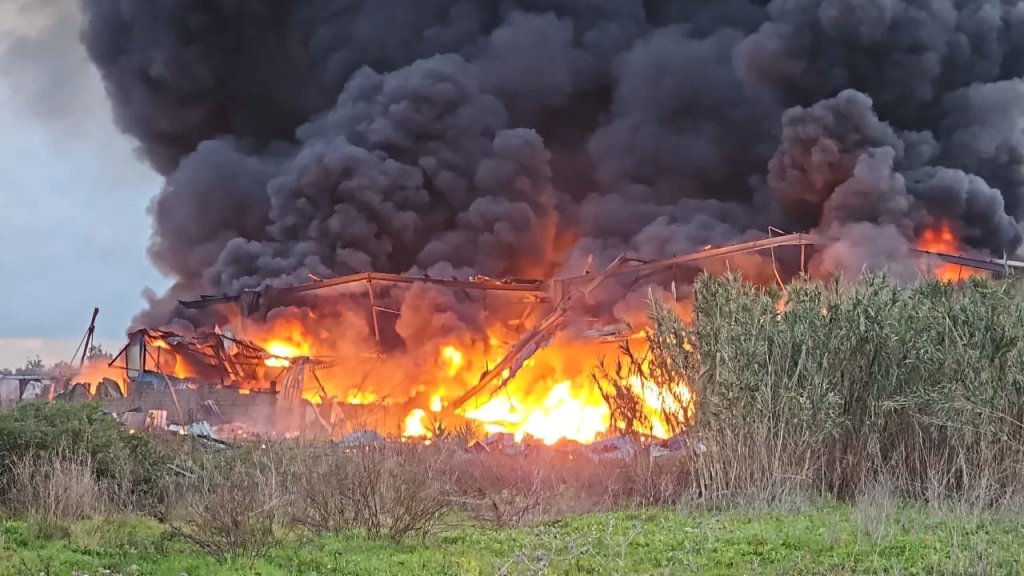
55, 233, 1021, 444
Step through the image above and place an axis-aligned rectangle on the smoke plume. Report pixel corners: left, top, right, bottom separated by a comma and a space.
79, 0, 1024, 335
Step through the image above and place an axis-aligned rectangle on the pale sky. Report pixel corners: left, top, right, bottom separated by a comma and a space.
0, 0, 168, 368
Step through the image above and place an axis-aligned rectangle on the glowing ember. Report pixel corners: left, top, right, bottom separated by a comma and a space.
917, 222, 985, 283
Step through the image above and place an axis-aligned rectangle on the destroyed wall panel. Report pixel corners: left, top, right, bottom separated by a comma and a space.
98, 388, 278, 427
0, 379, 20, 407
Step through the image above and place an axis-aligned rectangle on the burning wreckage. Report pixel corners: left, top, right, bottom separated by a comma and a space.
56, 233, 1024, 453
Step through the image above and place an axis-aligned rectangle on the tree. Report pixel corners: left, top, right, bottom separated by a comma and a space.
21, 356, 44, 374
86, 344, 113, 363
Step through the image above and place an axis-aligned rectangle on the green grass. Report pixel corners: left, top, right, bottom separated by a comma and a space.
1, 504, 1022, 575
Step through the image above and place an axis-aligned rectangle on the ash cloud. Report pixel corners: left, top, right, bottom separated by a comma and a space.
78, 0, 1024, 335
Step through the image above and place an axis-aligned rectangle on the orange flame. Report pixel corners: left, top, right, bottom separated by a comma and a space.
144, 338, 192, 379
264, 340, 307, 367
465, 381, 609, 445
71, 360, 124, 394
238, 304, 694, 444
917, 222, 985, 283
405, 338, 691, 444
403, 408, 430, 438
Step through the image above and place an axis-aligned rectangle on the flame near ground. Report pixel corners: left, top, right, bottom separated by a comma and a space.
259, 332, 691, 445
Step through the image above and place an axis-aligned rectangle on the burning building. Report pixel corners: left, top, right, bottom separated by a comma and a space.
71, 2, 1024, 443
65, 233, 1021, 444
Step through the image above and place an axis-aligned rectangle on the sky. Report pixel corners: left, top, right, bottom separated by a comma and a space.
0, 0, 168, 369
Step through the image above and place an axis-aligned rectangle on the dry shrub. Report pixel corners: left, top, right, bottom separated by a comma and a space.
448, 447, 690, 526
852, 478, 899, 542
172, 446, 291, 561
611, 452, 688, 507
7, 449, 106, 521
291, 444, 354, 534
167, 441, 451, 553
344, 443, 453, 541
683, 424, 821, 508
449, 452, 553, 526
288, 442, 455, 540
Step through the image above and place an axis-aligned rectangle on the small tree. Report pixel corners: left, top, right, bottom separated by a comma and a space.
21, 356, 44, 374
591, 292, 698, 439
86, 344, 113, 363
592, 344, 653, 438
644, 292, 699, 434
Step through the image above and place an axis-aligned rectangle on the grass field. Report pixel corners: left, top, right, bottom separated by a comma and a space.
2, 504, 1022, 575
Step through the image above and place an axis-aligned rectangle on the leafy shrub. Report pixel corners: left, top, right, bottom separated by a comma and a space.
0, 402, 167, 513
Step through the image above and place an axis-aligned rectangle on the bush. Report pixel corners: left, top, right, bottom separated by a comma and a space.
449, 452, 553, 526
291, 444, 354, 534
0, 402, 167, 513
172, 446, 291, 561
8, 449, 105, 521
672, 273, 1024, 508
344, 444, 453, 541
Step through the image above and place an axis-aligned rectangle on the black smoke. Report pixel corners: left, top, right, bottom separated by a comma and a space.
80, 0, 1024, 332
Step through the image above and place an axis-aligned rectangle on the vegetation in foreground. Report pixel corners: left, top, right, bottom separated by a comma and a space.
3, 505, 1023, 575
3, 274, 1024, 573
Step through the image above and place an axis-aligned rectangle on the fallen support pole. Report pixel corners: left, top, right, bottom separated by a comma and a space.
449, 255, 633, 411
450, 235, 824, 410
912, 250, 1024, 274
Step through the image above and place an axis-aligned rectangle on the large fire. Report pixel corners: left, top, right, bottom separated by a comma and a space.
245, 321, 692, 445
105, 222, 999, 444
71, 359, 124, 394
917, 222, 985, 283
225, 307, 696, 440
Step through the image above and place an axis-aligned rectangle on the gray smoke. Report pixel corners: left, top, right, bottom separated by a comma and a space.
79, 0, 1024, 335
2, 0, 99, 126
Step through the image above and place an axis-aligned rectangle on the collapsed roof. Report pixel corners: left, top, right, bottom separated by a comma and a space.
110, 328, 278, 385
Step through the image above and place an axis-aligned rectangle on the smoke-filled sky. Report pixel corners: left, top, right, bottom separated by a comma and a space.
0, 0, 166, 368
76, 0, 1024, 336
6, 0, 1024, 365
